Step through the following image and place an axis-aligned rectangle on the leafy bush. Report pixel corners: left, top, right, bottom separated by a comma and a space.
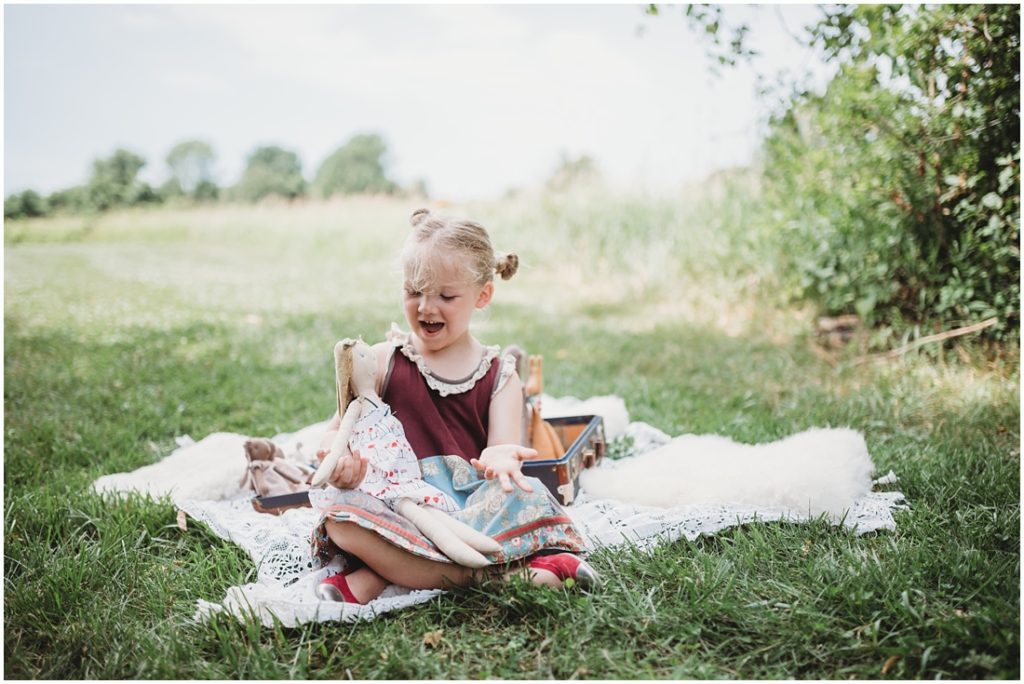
756, 5, 1020, 342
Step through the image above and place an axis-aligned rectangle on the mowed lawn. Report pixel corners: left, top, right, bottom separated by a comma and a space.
4, 192, 1019, 679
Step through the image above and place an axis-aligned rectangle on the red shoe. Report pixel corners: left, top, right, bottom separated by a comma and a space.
315, 567, 363, 603
527, 553, 602, 589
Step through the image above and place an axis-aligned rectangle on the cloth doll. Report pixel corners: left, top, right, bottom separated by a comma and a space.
240, 438, 314, 498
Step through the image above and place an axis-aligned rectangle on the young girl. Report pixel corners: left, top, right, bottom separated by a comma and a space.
309, 208, 600, 604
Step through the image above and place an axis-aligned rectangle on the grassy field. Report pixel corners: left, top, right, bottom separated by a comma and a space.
4, 185, 1019, 678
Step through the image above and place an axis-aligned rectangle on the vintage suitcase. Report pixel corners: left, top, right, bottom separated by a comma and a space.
251, 490, 311, 515
522, 414, 605, 506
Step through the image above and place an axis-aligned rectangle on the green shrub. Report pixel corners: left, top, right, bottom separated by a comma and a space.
756, 5, 1019, 342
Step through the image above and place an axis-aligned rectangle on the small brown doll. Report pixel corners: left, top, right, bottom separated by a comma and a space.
240, 438, 313, 498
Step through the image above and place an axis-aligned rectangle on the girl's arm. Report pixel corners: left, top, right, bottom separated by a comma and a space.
471, 371, 538, 493
487, 370, 526, 445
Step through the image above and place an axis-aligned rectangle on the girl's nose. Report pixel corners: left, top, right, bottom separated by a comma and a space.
417, 295, 435, 314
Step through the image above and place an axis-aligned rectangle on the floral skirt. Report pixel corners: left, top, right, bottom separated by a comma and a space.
310, 454, 586, 567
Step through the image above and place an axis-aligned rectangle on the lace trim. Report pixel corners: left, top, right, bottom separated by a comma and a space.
389, 326, 500, 397
492, 353, 518, 397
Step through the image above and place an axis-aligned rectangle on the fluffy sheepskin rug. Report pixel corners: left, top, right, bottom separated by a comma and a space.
579, 428, 875, 519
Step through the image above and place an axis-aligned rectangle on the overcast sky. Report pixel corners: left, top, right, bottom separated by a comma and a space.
4, 4, 832, 201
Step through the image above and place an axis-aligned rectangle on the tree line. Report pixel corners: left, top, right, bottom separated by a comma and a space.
4, 133, 412, 220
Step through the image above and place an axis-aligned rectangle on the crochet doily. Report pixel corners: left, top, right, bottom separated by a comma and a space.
177, 420, 907, 627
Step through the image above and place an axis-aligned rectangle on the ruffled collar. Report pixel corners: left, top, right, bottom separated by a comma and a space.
389, 324, 500, 397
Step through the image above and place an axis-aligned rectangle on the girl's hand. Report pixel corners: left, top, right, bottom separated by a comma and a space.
327, 449, 369, 490
470, 444, 539, 493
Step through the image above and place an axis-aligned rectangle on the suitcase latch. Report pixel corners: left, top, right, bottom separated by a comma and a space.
557, 481, 575, 505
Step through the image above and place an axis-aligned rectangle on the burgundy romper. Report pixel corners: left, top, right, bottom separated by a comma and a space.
382, 343, 498, 463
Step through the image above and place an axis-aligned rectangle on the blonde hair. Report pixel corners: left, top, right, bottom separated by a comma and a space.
402, 208, 518, 291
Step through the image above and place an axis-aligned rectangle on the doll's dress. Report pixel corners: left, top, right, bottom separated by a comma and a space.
310, 330, 586, 567
337, 401, 460, 512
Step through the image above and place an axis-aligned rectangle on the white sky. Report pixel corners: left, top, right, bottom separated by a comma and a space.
4, 3, 832, 201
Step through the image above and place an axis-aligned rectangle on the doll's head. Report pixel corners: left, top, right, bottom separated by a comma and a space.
401, 208, 518, 293
243, 438, 284, 462
334, 338, 379, 415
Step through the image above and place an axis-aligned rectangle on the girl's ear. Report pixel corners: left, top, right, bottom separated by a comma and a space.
476, 282, 494, 309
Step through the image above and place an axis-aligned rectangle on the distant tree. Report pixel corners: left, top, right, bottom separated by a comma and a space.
193, 179, 219, 203
313, 133, 399, 198
159, 178, 185, 201
46, 186, 91, 214
166, 139, 217, 198
4, 190, 48, 220
234, 145, 305, 202
127, 182, 163, 206
86, 148, 147, 211
4, 194, 21, 220
546, 153, 601, 192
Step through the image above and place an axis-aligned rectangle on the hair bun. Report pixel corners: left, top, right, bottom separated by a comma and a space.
495, 252, 519, 280
409, 208, 431, 227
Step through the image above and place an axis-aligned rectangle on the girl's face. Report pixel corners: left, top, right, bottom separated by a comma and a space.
403, 259, 493, 353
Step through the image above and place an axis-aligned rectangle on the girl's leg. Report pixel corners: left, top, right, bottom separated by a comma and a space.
325, 520, 480, 600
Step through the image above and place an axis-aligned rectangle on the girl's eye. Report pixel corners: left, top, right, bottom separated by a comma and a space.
404, 289, 420, 298
440, 294, 456, 302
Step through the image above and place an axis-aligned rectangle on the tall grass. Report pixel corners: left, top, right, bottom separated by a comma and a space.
4, 180, 1019, 678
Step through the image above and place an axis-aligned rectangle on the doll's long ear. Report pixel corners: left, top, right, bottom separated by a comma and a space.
334, 339, 356, 418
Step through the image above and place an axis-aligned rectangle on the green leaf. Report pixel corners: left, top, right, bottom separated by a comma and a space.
998, 166, 1015, 193
981, 192, 1003, 210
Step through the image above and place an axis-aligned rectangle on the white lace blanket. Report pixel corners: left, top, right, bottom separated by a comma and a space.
93, 399, 907, 627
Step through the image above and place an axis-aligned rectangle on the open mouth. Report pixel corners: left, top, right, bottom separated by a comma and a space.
420, 320, 444, 335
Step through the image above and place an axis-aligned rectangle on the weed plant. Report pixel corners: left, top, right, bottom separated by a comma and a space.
4, 188, 1019, 678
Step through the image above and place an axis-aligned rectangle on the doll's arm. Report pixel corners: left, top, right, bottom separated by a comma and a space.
316, 411, 343, 458
312, 399, 363, 487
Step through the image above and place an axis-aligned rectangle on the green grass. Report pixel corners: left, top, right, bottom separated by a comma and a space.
4, 187, 1019, 679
